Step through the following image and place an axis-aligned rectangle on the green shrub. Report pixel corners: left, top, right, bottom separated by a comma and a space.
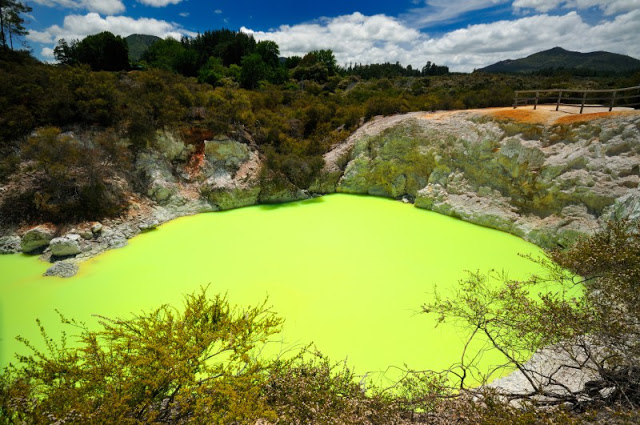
364, 96, 410, 120
0, 288, 282, 424
0, 127, 128, 224
424, 220, 640, 410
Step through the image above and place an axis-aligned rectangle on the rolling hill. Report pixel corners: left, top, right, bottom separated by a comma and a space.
125, 34, 162, 62
477, 47, 640, 75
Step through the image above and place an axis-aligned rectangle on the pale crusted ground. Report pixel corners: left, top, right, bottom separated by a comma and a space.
328, 106, 639, 173
422, 104, 636, 125
323, 112, 424, 173
487, 344, 599, 399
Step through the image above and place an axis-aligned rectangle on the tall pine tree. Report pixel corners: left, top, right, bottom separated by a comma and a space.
0, 0, 31, 51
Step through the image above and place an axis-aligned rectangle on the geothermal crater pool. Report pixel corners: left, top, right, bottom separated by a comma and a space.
0, 194, 546, 383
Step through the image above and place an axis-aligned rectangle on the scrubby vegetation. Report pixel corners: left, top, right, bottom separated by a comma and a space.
0, 126, 129, 223
423, 219, 640, 422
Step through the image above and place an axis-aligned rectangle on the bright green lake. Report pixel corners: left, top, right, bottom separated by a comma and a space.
0, 194, 546, 384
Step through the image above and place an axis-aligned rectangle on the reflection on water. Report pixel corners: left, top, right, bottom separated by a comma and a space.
258, 196, 326, 210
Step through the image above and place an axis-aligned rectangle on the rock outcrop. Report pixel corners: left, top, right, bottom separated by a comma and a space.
133, 108, 639, 253
49, 234, 82, 257
335, 109, 640, 248
0, 236, 20, 254
20, 226, 55, 253
44, 260, 79, 278
201, 141, 263, 210
137, 152, 179, 204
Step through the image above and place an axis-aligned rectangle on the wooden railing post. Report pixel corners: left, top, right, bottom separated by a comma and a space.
580, 91, 587, 114
609, 91, 617, 112
508, 85, 638, 112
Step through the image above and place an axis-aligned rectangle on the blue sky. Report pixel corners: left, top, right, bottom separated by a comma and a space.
24, 1, 640, 71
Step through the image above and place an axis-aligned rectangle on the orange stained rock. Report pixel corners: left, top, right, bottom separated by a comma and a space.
486, 108, 552, 124
419, 106, 639, 126
481, 107, 639, 125
554, 111, 637, 125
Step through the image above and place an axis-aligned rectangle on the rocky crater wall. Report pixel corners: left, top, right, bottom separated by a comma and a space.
2, 108, 639, 275
333, 109, 640, 248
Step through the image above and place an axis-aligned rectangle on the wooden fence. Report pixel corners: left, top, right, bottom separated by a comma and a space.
513, 85, 640, 114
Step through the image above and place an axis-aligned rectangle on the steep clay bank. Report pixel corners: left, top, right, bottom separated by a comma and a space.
1, 106, 638, 276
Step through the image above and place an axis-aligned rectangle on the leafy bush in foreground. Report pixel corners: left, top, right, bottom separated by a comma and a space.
0, 289, 282, 424
424, 220, 640, 412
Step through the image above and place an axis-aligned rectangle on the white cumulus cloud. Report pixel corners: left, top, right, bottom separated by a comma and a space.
28, 12, 196, 55
41, 47, 55, 59
136, 0, 184, 6
242, 10, 640, 72
242, 13, 421, 65
514, 0, 640, 15
513, 0, 563, 12
27, 29, 55, 43
576, 0, 640, 15
31, 0, 125, 15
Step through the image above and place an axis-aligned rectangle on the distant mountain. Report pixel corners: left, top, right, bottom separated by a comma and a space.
477, 47, 640, 75
125, 34, 162, 62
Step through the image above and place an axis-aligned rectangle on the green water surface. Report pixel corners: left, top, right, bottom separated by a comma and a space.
0, 194, 546, 384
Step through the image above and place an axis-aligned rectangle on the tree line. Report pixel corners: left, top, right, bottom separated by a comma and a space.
344, 61, 449, 79
52, 29, 449, 89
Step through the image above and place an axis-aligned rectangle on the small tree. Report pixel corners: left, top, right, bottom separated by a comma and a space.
0, 0, 31, 51
424, 220, 640, 409
54, 31, 129, 71
292, 49, 338, 83
141, 37, 198, 76
255, 40, 280, 68
198, 56, 225, 86
307, 49, 337, 76
53, 38, 75, 65
240, 53, 268, 89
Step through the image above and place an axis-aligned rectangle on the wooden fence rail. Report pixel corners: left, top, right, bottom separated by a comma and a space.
513, 85, 640, 114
